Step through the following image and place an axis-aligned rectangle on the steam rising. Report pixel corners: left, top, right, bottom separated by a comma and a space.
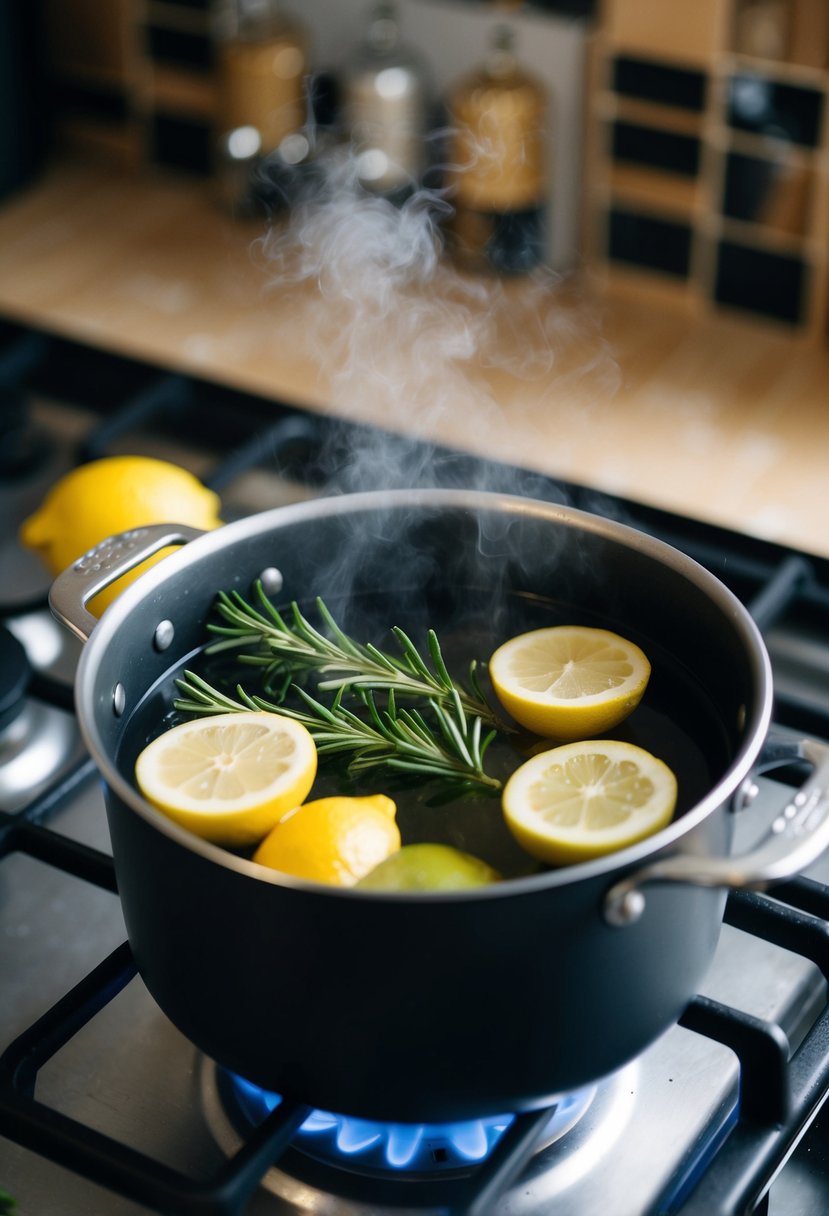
257, 150, 619, 497
231, 150, 636, 858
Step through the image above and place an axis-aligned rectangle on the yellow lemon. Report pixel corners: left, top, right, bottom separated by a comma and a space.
502, 740, 677, 866
489, 625, 651, 740
20, 455, 222, 614
134, 711, 317, 847
357, 843, 500, 891
253, 794, 400, 887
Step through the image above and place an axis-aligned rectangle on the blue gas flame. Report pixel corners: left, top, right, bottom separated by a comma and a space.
230, 1073, 589, 1173
231, 1074, 514, 1170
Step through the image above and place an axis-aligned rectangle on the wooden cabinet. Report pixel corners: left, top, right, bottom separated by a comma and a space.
43, 0, 215, 173
585, 0, 829, 336
603, 0, 727, 61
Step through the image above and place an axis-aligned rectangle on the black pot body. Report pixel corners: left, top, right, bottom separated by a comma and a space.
74, 491, 770, 1121
107, 795, 728, 1119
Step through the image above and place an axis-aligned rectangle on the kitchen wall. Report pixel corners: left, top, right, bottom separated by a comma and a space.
5, 2, 829, 561
39, 0, 591, 271
36, 0, 829, 326
296, 0, 591, 269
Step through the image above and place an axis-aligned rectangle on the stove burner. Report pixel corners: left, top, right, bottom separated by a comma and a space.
0, 625, 31, 730
0, 388, 49, 479
200, 1056, 637, 1213
226, 1072, 596, 1178
0, 619, 83, 811
0, 331, 51, 479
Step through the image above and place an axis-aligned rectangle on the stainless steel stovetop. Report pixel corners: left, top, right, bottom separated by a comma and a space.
2, 334, 829, 1215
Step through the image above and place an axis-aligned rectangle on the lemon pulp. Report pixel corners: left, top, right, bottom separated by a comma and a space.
134, 711, 317, 847
489, 625, 651, 739
502, 739, 677, 865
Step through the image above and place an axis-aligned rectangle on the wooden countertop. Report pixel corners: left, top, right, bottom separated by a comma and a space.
1, 158, 828, 560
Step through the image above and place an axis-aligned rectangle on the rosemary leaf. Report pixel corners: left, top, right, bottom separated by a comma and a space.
391, 626, 435, 682
173, 670, 501, 795
203, 587, 507, 731
427, 629, 455, 691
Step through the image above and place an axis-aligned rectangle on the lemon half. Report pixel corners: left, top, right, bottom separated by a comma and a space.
489, 625, 651, 739
253, 795, 400, 887
502, 739, 677, 866
135, 711, 317, 847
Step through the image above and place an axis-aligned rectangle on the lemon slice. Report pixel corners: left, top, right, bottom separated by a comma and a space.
254, 795, 401, 886
135, 711, 317, 847
502, 740, 677, 865
489, 626, 651, 739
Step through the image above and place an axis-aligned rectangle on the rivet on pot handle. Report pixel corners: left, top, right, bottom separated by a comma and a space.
49, 524, 206, 643
604, 733, 829, 927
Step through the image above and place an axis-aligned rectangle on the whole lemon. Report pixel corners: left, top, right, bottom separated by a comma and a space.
357, 843, 501, 891
20, 456, 222, 615
253, 794, 401, 887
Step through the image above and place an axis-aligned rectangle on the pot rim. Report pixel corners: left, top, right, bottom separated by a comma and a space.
72, 487, 774, 900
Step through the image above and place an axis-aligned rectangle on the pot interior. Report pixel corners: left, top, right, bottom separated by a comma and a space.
108, 500, 744, 880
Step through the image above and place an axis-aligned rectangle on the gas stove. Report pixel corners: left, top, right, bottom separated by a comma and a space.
2, 320, 829, 1215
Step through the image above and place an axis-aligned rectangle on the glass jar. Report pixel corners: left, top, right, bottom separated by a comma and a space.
445, 24, 549, 273
213, 0, 310, 215
341, 1, 431, 202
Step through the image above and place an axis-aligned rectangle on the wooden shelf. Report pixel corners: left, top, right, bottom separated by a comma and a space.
731, 0, 829, 70
724, 50, 829, 86
602, 0, 727, 62
146, 65, 217, 120
8, 158, 829, 559
53, 118, 144, 170
607, 164, 705, 216
588, 0, 829, 339
596, 92, 708, 136
43, 0, 214, 173
145, 1, 212, 34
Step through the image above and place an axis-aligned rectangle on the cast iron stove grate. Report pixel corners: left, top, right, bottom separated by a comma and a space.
3, 322, 829, 1214
3, 788, 829, 1215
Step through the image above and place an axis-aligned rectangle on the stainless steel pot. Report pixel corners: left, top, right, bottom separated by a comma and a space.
49, 489, 829, 1121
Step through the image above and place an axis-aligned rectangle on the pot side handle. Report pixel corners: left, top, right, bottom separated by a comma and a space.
604, 733, 829, 927
49, 523, 205, 643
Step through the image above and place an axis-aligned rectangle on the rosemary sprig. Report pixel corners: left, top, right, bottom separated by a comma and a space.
174, 670, 501, 794
205, 585, 506, 730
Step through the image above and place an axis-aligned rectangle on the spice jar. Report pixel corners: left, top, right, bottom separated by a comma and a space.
213, 0, 310, 215
341, 1, 431, 202
445, 23, 549, 273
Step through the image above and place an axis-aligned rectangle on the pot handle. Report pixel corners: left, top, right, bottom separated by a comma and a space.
603, 732, 829, 927
49, 523, 205, 643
